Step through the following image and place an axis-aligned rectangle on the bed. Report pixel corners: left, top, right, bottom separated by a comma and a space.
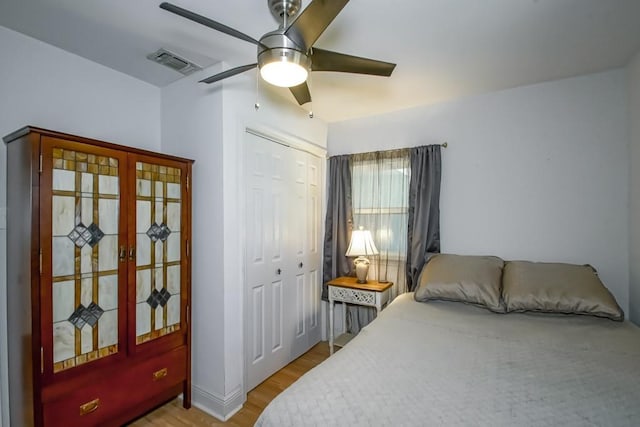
256, 255, 640, 427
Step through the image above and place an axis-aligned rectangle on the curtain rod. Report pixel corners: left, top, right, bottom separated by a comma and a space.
358, 142, 448, 156
332, 142, 448, 160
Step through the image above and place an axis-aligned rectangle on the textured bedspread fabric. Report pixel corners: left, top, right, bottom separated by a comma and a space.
255, 293, 640, 427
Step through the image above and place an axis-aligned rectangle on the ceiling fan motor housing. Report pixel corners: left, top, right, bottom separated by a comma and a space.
257, 31, 311, 74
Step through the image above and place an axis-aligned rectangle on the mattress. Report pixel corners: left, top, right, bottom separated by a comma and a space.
256, 293, 640, 426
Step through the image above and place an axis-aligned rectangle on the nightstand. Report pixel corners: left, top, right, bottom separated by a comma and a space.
327, 277, 393, 355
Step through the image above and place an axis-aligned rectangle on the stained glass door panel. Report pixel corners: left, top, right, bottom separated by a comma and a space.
135, 161, 182, 345
50, 147, 121, 372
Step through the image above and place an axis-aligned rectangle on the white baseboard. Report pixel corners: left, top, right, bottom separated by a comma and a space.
191, 385, 245, 421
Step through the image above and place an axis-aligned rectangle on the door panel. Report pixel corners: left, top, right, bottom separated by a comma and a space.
250, 188, 265, 264
272, 193, 282, 262
309, 268, 319, 329
295, 273, 305, 338
271, 280, 284, 352
251, 284, 265, 363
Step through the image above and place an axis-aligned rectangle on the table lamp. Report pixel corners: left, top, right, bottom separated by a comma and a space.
345, 226, 379, 283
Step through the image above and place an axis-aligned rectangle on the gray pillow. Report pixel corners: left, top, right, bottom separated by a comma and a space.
414, 254, 505, 313
502, 261, 624, 321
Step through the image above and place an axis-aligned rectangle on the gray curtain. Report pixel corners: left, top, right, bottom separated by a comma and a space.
406, 145, 442, 291
322, 155, 353, 301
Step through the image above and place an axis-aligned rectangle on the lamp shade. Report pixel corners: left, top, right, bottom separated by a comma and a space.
345, 227, 379, 257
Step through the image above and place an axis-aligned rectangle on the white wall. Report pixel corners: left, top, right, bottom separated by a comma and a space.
160, 64, 228, 416
329, 69, 630, 313
0, 220, 4, 427
629, 50, 640, 325
0, 26, 161, 426
161, 66, 327, 420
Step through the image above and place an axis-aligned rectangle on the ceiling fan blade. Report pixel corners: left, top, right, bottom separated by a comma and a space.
310, 48, 396, 76
199, 63, 257, 84
289, 82, 312, 105
284, 0, 349, 51
160, 2, 261, 46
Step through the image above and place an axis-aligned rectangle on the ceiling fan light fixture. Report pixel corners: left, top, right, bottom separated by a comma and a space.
259, 48, 310, 88
260, 62, 308, 87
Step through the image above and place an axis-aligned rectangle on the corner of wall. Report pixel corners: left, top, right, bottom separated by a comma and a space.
628, 49, 640, 325
160, 63, 235, 411
191, 385, 245, 422
0, 223, 6, 427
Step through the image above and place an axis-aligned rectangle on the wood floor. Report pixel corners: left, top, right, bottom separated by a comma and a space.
128, 342, 330, 426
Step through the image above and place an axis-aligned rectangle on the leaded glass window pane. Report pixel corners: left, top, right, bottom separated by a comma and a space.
135, 161, 182, 345
51, 148, 120, 373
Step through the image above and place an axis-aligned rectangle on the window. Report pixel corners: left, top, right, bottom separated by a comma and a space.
351, 150, 410, 292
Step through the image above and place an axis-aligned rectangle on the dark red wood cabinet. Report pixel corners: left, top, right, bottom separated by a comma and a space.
4, 127, 193, 426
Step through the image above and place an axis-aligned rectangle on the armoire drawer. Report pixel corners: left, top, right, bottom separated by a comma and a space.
43, 347, 187, 427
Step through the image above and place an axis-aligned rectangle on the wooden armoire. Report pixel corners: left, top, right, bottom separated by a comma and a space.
4, 127, 193, 426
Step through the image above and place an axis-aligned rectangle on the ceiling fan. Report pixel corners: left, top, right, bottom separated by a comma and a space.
159, 0, 396, 107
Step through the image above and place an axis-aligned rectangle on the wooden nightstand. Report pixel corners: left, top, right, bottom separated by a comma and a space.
327, 277, 393, 354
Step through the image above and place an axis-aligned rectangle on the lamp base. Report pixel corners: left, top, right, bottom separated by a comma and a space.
354, 256, 371, 283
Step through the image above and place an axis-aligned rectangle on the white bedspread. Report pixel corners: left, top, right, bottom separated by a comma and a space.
256, 293, 640, 427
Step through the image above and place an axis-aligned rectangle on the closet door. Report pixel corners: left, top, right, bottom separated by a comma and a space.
244, 133, 291, 391
305, 152, 322, 348
244, 132, 323, 391
128, 154, 190, 355
40, 137, 128, 380
290, 149, 322, 357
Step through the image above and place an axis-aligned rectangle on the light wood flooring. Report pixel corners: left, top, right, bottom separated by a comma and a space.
128, 342, 330, 426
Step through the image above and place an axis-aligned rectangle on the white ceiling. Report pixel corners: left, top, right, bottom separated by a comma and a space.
2, 0, 640, 122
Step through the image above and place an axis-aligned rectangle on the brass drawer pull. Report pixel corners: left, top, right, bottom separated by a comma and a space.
79, 398, 100, 416
153, 367, 168, 381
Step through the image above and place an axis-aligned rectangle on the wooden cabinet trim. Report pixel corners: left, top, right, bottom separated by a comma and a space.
4, 126, 194, 164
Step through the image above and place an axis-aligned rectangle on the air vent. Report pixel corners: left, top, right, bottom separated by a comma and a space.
147, 48, 202, 75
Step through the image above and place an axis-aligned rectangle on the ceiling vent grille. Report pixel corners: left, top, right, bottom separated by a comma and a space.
147, 48, 202, 75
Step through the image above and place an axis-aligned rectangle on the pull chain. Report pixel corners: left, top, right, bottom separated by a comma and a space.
255, 69, 261, 111
307, 72, 313, 118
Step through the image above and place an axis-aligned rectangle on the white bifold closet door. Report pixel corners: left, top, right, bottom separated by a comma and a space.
244, 131, 322, 392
